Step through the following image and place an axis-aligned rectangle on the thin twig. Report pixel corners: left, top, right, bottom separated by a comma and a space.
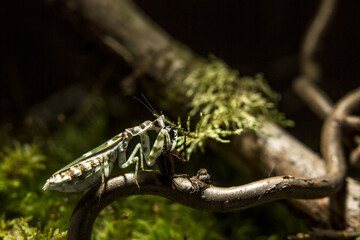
288, 228, 360, 240
293, 0, 338, 119
293, 76, 333, 119
350, 145, 360, 168
301, 0, 338, 81
342, 115, 360, 131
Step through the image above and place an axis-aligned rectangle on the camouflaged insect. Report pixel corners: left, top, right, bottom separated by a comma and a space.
43, 115, 179, 192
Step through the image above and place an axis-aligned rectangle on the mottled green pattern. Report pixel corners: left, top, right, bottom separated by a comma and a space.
55, 134, 124, 174
45, 115, 175, 192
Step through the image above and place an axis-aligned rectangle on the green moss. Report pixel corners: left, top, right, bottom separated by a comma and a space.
93, 196, 224, 240
172, 56, 293, 156
0, 215, 66, 240
0, 142, 46, 192
0, 115, 108, 239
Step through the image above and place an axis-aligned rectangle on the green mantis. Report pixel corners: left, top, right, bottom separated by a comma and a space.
43, 114, 185, 192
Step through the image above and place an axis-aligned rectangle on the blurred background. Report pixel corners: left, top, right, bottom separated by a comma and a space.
0, 0, 359, 239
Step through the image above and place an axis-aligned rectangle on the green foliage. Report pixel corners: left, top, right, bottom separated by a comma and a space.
0, 115, 108, 239
0, 141, 70, 239
0, 142, 45, 191
0, 142, 51, 220
174, 56, 293, 156
0, 215, 66, 240
93, 196, 223, 240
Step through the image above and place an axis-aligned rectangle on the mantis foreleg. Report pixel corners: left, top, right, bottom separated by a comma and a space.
120, 143, 141, 169
147, 129, 170, 166
139, 133, 150, 170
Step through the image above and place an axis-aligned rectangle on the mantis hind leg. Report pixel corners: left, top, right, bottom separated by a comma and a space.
100, 156, 110, 183
99, 155, 110, 204
117, 150, 126, 168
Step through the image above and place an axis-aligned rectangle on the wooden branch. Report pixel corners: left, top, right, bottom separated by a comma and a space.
293, 0, 338, 119
301, 0, 338, 81
232, 87, 360, 228
293, 76, 334, 120
67, 170, 348, 240
61, 0, 359, 231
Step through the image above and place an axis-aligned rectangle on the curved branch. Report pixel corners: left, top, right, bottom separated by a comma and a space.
293, 0, 338, 119
232, 88, 360, 228
321, 87, 360, 189
301, 0, 338, 81
342, 115, 360, 131
66, 171, 335, 240
350, 145, 360, 168
320, 87, 360, 227
293, 76, 334, 119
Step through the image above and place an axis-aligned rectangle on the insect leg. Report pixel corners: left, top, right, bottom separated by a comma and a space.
119, 143, 142, 188
139, 133, 150, 170
120, 143, 141, 169
100, 156, 110, 183
117, 135, 129, 168
147, 129, 169, 166
104, 156, 110, 178
139, 144, 144, 172
182, 134, 189, 162
117, 150, 126, 168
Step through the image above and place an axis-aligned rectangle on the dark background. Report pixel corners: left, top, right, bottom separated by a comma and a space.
1, 0, 359, 149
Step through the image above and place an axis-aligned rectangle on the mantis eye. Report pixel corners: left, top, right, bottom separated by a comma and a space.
154, 119, 163, 128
